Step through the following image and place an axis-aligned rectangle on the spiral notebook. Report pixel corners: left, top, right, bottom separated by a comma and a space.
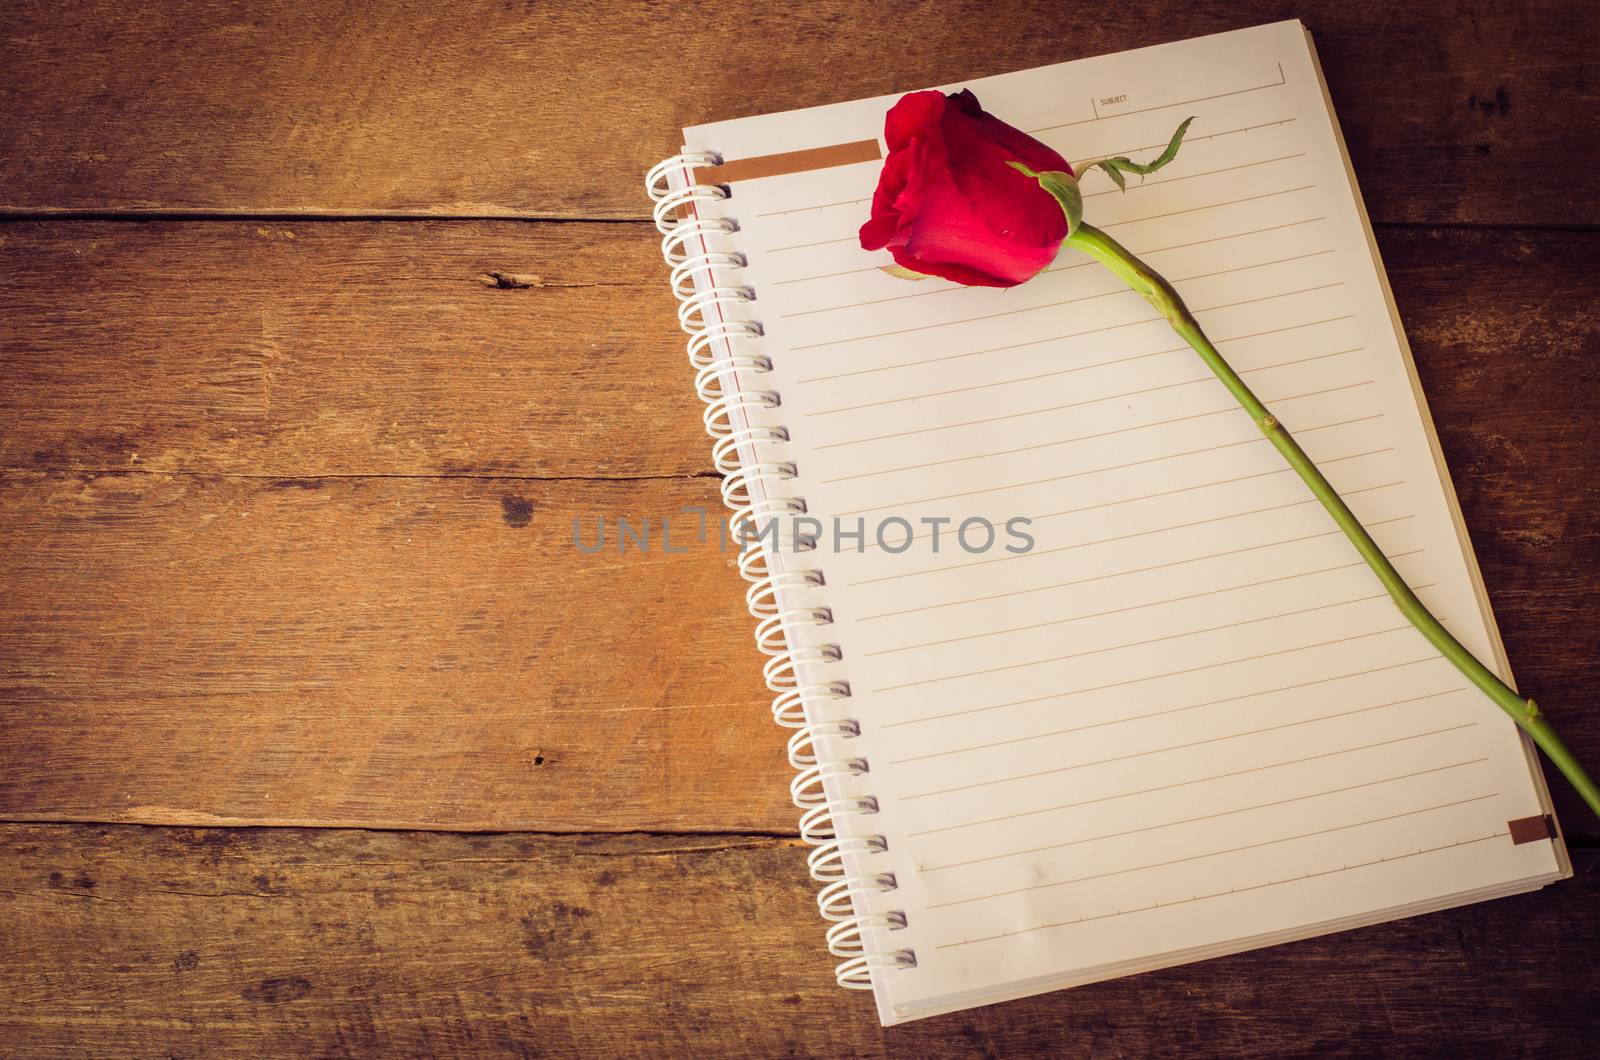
647, 20, 1568, 1026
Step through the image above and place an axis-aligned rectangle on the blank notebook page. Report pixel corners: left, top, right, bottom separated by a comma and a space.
680, 20, 1566, 1025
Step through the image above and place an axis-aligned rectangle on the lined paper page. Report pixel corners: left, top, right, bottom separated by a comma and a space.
683, 20, 1563, 1024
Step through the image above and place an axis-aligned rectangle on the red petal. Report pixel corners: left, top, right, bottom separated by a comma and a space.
890, 246, 1021, 288
939, 102, 1069, 253
859, 139, 922, 250
859, 214, 899, 250
882, 90, 947, 151
897, 161, 1059, 287
968, 105, 1072, 176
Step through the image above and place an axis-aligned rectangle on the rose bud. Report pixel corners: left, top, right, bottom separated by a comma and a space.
858, 89, 1074, 288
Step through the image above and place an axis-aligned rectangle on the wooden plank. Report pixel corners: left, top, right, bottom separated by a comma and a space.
0, 220, 705, 479
0, 226, 1597, 834
0, 824, 1595, 1055
0, 472, 791, 832
0, 1, 1595, 225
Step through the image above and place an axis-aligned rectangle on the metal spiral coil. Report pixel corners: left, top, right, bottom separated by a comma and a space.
647, 152, 914, 991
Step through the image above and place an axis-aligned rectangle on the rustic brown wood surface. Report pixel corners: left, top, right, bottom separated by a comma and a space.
1, 1, 1596, 226
1, 0, 1597, 1054
0, 221, 699, 478
0, 826, 1596, 1057
0, 472, 782, 832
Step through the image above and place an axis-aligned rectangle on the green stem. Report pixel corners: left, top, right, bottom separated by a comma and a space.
1067, 221, 1600, 822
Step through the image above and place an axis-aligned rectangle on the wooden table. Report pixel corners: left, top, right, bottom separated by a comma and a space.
2, 2, 1596, 1054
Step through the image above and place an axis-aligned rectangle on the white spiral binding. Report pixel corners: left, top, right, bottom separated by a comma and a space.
648, 152, 915, 991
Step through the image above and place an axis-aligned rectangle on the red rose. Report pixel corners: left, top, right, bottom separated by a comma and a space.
858, 89, 1073, 288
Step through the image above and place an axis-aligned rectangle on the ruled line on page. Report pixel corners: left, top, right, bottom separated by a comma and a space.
893, 655, 1443, 775
1128, 216, 1326, 262
1082, 152, 1307, 200
865, 547, 1420, 659
1098, 184, 1316, 232
857, 473, 1395, 573
788, 275, 1336, 353
1029, 66, 1287, 134
851, 464, 1388, 570
772, 214, 1325, 292
841, 449, 1398, 571
833, 411, 1378, 521
793, 281, 1134, 339
869, 587, 1432, 695
1066, 117, 1299, 170
900, 691, 1463, 802
1199, 281, 1342, 316
882, 622, 1417, 728
755, 196, 870, 219
924, 792, 1497, 912
920, 756, 1488, 873
790, 249, 1331, 341
812, 405, 1235, 486
776, 222, 1328, 322
804, 340, 1170, 396
908, 704, 1463, 838
819, 371, 1370, 455
858, 515, 1413, 622
785, 258, 1089, 319
935, 832, 1506, 948
788, 286, 1153, 350
851, 457, 1401, 563
822, 385, 1369, 487
799, 304, 1343, 386
765, 234, 859, 254
1183, 248, 1333, 283
857, 489, 1395, 598
834, 411, 1376, 517
806, 341, 1353, 421
770, 261, 895, 287
832, 432, 1256, 515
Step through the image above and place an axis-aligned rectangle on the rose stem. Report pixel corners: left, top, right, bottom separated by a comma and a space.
1066, 220, 1600, 821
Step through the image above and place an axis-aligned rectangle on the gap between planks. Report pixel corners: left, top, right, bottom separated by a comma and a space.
3, 815, 1595, 848
0, 467, 723, 484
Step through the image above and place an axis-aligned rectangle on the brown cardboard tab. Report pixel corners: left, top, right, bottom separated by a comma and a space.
696, 139, 883, 185
1507, 814, 1555, 844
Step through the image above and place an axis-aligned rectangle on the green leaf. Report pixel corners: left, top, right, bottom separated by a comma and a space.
1008, 160, 1083, 234
1035, 170, 1083, 235
1139, 115, 1195, 173
1085, 115, 1195, 191
879, 263, 931, 281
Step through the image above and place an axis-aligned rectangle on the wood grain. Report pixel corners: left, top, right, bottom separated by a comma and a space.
0, 472, 790, 832
1, 1, 1596, 225
1, 226, 1596, 835
0, 824, 1595, 1056
0, 220, 703, 478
